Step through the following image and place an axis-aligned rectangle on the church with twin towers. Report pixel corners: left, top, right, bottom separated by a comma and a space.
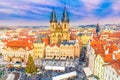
50, 7, 70, 44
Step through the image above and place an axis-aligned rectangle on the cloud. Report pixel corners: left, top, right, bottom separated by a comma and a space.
0, 0, 60, 16
0, 8, 26, 15
81, 0, 103, 12
112, 1, 120, 13
30, 6, 51, 14
70, 15, 120, 26
0, 9, 13, 14
0, 20, 49, 26
20, 0, 62, 7
0, 1, 30, 15
99, 16, 120, 24
0, 0, 120, 26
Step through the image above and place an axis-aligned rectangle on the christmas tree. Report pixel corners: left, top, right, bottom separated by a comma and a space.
25, 54, 37, 74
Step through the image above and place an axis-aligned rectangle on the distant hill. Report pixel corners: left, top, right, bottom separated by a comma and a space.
15, 26, 49, 29
0, 26, 15, 30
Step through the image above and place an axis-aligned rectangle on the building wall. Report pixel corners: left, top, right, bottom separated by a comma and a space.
50, 21, 70, 44
79, 34, 91, 45
60, 44, 74, 59
0, 41, 5, 54
33, 42, 45, 59
104, 66, 120, 80
45, 42, 80, 60
87, 43, 96, 74
94, 55, 105, 80
45, 45, 60, 59
3, 48, 33, 63
74, 42, 80, 57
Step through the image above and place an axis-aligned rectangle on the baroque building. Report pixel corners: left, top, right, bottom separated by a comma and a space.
45, 40, 80, 60
3, 39, 34, 63
50, 7, 70, 44
33, 36, 45, 59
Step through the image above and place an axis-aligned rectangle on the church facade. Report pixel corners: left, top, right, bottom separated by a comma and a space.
50, 7, 70, 44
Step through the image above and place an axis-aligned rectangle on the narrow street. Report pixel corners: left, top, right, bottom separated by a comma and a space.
79, 46, 87, 65
13, 72, 20, 80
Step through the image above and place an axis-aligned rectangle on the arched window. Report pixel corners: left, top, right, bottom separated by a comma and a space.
53, 34, 55, 37
64, 24, 66, 29
52, 24, 54, 29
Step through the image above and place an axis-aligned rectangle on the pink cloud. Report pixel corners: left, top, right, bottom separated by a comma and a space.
0, 1, 30, 15
21, 0, 62, 7
112, 1, 120, 13
0, 8, 26, 15
31, 6, 51, 14
70, 15, 120, 26
0, 20, 49, 26
0, 0, 60, 15
0, 9, 13, 14
81, 0, 103, 12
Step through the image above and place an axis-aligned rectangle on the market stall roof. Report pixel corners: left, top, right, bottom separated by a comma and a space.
45, 66, 65, 71
83, 67, 93, 77
52, 71, 77, 80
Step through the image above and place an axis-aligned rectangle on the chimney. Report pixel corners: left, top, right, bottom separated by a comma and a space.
100, 37, 102, 40
112, 54, 116, 60
104, 45, 109, 54
118, 49, 120, 52
103, 45, 106, 50
105, 48, 109, 54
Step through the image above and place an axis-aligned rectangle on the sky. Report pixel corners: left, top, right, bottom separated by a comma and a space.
0, 0, 120, 26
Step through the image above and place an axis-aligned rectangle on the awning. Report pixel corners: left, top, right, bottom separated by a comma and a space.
60, 57, 66, 60
87, 77, 97, 80
45, 57, 53, 59
83, 67, 93, 77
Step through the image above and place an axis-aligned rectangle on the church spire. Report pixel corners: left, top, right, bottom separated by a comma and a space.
96, 23, 100, 35
50, 7, 57, 22
62, 6, 69, 22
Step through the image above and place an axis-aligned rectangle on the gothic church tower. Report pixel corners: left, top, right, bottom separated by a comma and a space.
50, 7, 70, 44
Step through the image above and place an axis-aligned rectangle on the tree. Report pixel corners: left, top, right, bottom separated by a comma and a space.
25, 54, 37, 75
94, 75, 100, 80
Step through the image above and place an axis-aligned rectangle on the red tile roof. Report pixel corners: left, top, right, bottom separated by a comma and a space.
70, 33, 76, 40
18, 37, 35, 42
102, 54, 114, 63
4, 39, 33, 50
90, 37, 118, 55
107, 44, 118, 53
90, 40, 107, 54
111, 59, 120, 75
49, 44, 60, 47
41, 37, 49, 45
110, 31, 120, 38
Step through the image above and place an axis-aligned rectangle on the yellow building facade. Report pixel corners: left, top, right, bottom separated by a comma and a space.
78, 34, 91, 45
3, 48, 33, 63
33, 43, 45, 59
33, 36, 45, 59
50, 7, 70, 44
3, 40, 34, 63
94, 55, 105, 80
45, 40, 80, 59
